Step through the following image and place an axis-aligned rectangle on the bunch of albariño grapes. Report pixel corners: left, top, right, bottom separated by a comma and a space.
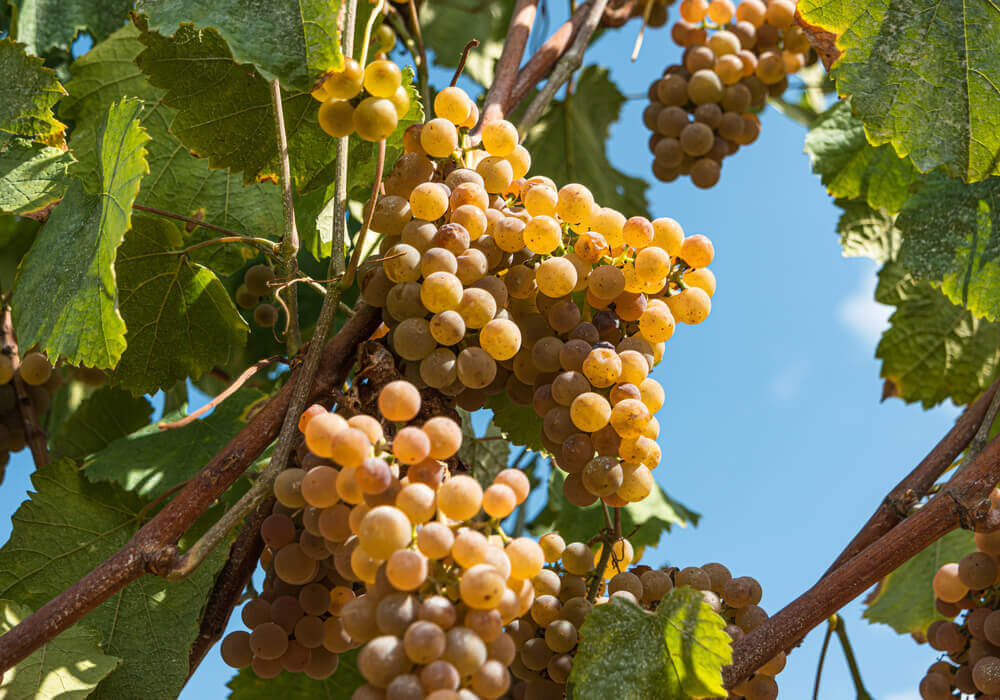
643, 0, 813, 187
0, 350, 63, 476
359, 81, 717, 515
919, 489, 1000, 698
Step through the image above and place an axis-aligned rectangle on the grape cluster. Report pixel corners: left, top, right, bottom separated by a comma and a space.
235, 264, 280, 328
643, 0, 812, 187
360, 83, 717, 513
919, 490, 1000, 698
0, 350, 59, 474
313, 55, 412, 142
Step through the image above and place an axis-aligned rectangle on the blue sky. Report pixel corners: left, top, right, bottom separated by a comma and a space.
0, 10, 955, 699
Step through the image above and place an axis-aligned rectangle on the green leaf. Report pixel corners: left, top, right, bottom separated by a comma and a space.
0, 599, 120, 699
799, 0, 1000, 182
61, 25, 285, 250
0, 459, 229, 700
530, 469, 699, 551
0, 134, 72, 215
456, 408, 511, 487
136, 0, 343, 91
0, 38, 66, 138
875, 262, 1000, 407
805, 98, 922, 215
50, 386, 154, 461
420, 0, 511, 88
569, 592, 731, 699
111, 215, 250, 394
86, 386, 265, 498
227, 649, 364, 699
522, 66, 650, 218
135, 21, 337, 189
834, 199, 900, 263
484, 394, 546, 453
864, 529, 976, 634
9, 0, 133, 56
12, 98, 149, 369
896, 175, 1000, 321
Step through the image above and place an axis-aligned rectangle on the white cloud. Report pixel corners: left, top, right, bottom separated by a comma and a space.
771, 358, 808, 401
837, 265, 891, 346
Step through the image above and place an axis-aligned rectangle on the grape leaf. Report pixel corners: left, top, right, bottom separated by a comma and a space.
804, 98, 922, 215
50, 386, 154, 461
569, 592, 731, 699
62, 25, 284, 251
864, 529, 976, 634
895, 175, 1000, 321
86, 386, 265, 498
834, 199, 900, 263
0, 134, 72, 215
8, 0, 133, 57
0, 459, 229, 700
226, 649, 364, 699
12, 98, 149, 369
530, 469, 700, 551
522, 66, 650, 219
799, 0, 1000, 182
0, 599, 120, 699
456, 408, 511, 487
136, 0, 343, 92
0, 38, 66, 138
875, 261, 1000, 408
485, 393, 546, 453
134, 20, 337, 189
420, 0, 512, 88
110, 215, 250, 394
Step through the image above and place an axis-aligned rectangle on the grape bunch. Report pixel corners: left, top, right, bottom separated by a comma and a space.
918, 489, 1000, 698
313, 54, 412, 142
643, 0, 813, 187
0, 350, 59, 474
235, 264, 280, 328
360, 83, 717, 513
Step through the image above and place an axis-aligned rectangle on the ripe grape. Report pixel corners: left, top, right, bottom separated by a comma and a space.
482, 120, 519, 157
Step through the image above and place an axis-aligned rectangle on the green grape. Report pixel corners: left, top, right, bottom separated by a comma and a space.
429, 310, 467, 346
357, 505, 412, 561
481, 119, 519, 157
420, 118, 460, 158
389, 85, 410, 118
690, 158, 721, 188
261, 513, 296, 549
353, 97, 398, 141
318, 99, 355, 137
755, 51, 785, 85
687, 69, 724, 104
457, 347, 497, 389
433, 223, 471, 255
325, 58, 364, 99
479, 319, 522, 361
301, 465, 340, 509
271, 595, 305, 634
493, 216, 526, 253
358, 635, 411, 688
476, 156, 514, 194
543, 406, 576, 443
444, 626, 488, 676
410, 182, 449, 221
392, 318, 437, 361
385, 282, 425, 320
420, 347, 458, 388
456, 249, 489, 285
582, 456, 623, 497
383, 243, 422, 283
274, 542, 318, 585
18, 352, 51, 386
250, 622, 288, 661
456, 288, 496, 329
363, 59, 402, 97
472, 659, 511, 699
656, 74, 689, 106
531, 337, 563, 373
685, 46, 716, 73
244, 264, 275, 296
535, 257, 578, 298
570, 392, 612, 432
679, 122, 714, 157
657, 105, 690, 138
253, 303, 278, 327
420, 247, 458, 277
393, 425, 431, 464
420, 271, 463, 313
221, 630, 253, 668
434, 86, 474, 125
274, 468, 307, 508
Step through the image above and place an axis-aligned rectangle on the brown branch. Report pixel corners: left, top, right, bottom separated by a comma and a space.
724, 431, 1000, 687
474, 0, 540, 134
0, 307, 48, 468
187, 496, 272, 678
795, 8, 841, 70
450, 39, 480, 87
823, 379, 1000, 576
159, 356, 284, 430
0, 302, 382, 673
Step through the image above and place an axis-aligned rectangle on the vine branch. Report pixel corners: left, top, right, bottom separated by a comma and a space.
724, 430, 1000, 687
0, 306, 48, 468
450, 40, 480, 87
474, 0, 540, 135
269, 78, 301, 356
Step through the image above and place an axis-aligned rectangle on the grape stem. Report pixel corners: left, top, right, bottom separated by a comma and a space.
131, 204, 259, 241
343, 138, 386, 290
359, 0, 386, 69
810, 617, 834, 700
517, 0, 609, 136
0, 304, 48, 469
269, 77, 301, 356
450, 39, 480, 87
157, 355, 285, 430
629, 0, 654, 61
832, 615, 873, 700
